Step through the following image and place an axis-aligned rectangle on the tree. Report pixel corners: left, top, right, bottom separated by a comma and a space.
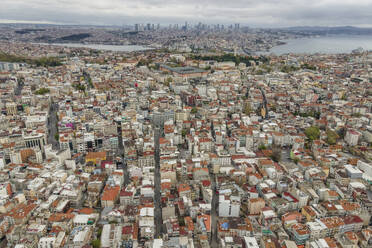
181, 129, 187, 137
54, 134, 59, 141
269, 104, 277, 112
244, 102, 252, 115
337, 127, 346, 139
34, 57, 62, 67
0, 52, 62, 67
73, 83, 86, 92
191, 107, 197, 114
270, 146, 282, 162
305, 126, 320, 141
280, 65, 300, 73
97, 227, 103, 237
91, 239, 100, 248
178, 216, 185, 226
87, 77, 94, 88
34, 88, 50, 95
137, 59, 151, 67
301, 63, 316, 70
326, 129, 339, 145
164, 77, 172, 86
258, 144, 266, 150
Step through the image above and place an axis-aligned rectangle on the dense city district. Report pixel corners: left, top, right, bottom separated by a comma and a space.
0, 41, 371, 248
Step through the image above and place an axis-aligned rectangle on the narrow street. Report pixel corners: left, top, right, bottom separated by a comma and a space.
259, 87, 268, 119
117, 122, 129, 186
154, 126, 163, 238
14, 79, 23, 96
209, 167, 218, 247
47, 102, 60, 150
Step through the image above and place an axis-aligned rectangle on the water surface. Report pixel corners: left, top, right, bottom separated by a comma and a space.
263, 35, 372, 55
40, 43, 152, 52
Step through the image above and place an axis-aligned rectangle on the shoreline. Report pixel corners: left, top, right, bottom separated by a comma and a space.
34, 42, 154, 52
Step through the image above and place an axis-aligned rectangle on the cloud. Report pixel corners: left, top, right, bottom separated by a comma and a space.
0, 0, 371, 27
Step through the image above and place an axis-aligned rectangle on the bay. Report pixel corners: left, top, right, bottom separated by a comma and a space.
38, 43, 153, 52
262, 35, 372, 55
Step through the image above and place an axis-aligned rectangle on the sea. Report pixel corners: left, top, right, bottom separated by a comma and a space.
40, 35, 372, 54
259, 35, 372, 55
38, 43, 152, 52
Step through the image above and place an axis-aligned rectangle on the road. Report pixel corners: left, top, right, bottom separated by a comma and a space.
209, 166, 218, 247
116, 121, 130, 186
154, 126, 163, 238
259, 87, 268, 119
281, 148, 292, 163
14, 79, 23, 96
47, 102, 60, 150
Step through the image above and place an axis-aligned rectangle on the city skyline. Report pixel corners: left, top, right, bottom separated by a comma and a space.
1, 0, 372, 27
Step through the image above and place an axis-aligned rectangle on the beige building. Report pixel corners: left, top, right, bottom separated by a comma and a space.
6, 102, 17, 115
248, 198, 265, 215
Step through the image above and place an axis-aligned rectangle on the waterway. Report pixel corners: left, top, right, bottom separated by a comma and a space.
38, 43, 153, 52
261, 35, 372, 55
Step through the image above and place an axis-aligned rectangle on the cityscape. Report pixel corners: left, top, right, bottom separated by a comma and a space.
0, 1, 372, 248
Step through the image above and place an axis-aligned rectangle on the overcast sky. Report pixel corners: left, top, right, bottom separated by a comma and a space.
1, 0, 372, 27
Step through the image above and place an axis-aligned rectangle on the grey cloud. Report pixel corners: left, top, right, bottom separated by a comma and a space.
0, 0, 372, 27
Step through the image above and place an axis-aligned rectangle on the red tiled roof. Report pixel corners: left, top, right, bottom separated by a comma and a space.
101, 185, 120, 202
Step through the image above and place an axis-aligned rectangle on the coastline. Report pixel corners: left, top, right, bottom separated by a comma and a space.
35, 42, 154, 52
255, 34, 372, 55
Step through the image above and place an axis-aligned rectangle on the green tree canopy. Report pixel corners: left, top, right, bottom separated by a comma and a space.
258, 144, 266, 150
164, 77, 172, 86
34, 88, 50, 95
326, 129, 339, 145
305, 126, 320, 141
91, 239, 100, 248
244, 102, 253, 115
191, 107, 197, 114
